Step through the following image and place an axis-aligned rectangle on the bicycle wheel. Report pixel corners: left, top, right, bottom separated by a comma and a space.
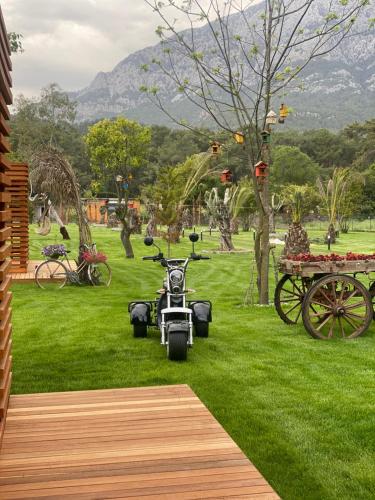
88, 262, 112, 286
35, 260, 68, 290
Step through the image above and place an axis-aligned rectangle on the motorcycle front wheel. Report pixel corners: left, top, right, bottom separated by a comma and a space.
167, 333, 188, 361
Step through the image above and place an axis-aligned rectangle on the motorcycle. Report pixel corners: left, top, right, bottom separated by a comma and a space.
128, 233, 212, 361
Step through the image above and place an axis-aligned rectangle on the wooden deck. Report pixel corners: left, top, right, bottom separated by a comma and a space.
10, 259, 77, 283
0, 385, 279, 499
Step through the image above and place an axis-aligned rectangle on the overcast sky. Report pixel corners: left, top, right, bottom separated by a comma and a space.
1, 0, 172, 98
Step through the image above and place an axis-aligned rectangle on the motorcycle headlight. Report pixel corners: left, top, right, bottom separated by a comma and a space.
170, 270, 184, 293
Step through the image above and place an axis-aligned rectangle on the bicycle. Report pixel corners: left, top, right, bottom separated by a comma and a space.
35, 244, 112, 289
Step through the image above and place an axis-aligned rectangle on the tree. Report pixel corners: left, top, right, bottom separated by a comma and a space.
85, 118, 151, 258
30, 146, 92, 251
282, 184, 319, 255
317, 167, 353, 243
205, 187, 236, 251
144, 0, 371, 304
147, 152, 217, 255
10, 85, 90, 187
271, 146, 320, 186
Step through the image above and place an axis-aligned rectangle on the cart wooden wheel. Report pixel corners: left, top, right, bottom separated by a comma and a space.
369, 282, 375, 318
302, 274, 373, 339
274, 274, 313, 325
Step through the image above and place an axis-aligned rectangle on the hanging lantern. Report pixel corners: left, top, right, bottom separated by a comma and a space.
255, 161, 268, 182
128, 173, 133, 181
211, 141, 222, 156
233, 131, 245, 145
220, 169, 233, 184
279, 103, 289, 123
261, 130, 271, 144
266, 110, 277, 125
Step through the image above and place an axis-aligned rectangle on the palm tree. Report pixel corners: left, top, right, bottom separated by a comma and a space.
317, 168, 351, 244
282, 185, 319, 256
30, 146, 92, 247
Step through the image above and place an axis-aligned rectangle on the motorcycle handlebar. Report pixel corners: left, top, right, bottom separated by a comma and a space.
190, 254, 210, 261
142, 255, 160, 261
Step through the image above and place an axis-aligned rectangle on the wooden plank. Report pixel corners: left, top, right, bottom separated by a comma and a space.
0, 114, 10, 136
0, 94, 10, 121
0, 308, 11, 336
0, 371, 11, 420
0, 386, 279, 498
0, 191, 10, 203
0, 227, 10, 241
0, 154, 11, 170
0, 339, 11, 372
0, 210, 10, 222
0, 173, 10, 187
0, 260, 11, 281
0, 275, 11, 299
0, 134, 10, 154
0, 8, 12, 59
0, 356, 11, 399
0, 293, 12, 320
0, 242, 11, 260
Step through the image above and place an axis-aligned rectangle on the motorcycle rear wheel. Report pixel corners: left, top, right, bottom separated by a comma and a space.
167, 333, 188, 361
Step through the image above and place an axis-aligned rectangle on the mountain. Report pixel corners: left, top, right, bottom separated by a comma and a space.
71, 2, 375, 130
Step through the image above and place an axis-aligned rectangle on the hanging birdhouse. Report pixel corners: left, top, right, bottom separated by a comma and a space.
220, 169, 233, 184
279, 103, 289, 123
266, 110, 277, 125
211, 141, 222, 156
233, 131, 245, 145
255, 161, 268, 181
261, 130, 271, 144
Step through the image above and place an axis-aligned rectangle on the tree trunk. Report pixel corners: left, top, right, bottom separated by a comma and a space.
255, 209, 270, 305
230, 217, 239, 235
217, 203, 234, 251
283, 222, 310, 256
146, 217, 158, 237
325, 223, 336, 244
120, 223, 134, 258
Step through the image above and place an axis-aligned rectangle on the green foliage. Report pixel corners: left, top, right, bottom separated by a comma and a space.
7, 32, 24, 53
10, 84, 90, 186
271, 145, 320, 186
282, 184, 320, 223
84, 117, 151, 181
317, 167, 358, 227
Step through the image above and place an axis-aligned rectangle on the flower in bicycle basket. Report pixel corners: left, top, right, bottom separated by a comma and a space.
82, 251, 107, 264
42, 244, 66, 258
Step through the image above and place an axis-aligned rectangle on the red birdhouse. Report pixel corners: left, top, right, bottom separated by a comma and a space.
220, 169, 233, 184
255, 161, 268, 180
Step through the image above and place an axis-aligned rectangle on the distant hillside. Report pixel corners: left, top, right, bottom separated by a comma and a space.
71, 2, 375, 130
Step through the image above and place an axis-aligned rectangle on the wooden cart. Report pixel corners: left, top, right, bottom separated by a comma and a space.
275, 259, 375, 339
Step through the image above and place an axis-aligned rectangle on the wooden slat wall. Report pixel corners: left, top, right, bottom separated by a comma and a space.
7, 162, 29, 273
0, 5, 12, 448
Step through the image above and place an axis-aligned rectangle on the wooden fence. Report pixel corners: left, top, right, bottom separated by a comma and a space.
0, 6, 12, 447
7, 162, 29, 272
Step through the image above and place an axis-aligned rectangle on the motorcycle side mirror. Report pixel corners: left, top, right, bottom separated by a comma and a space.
189, 233, 199, 243
144, 237, 154, 247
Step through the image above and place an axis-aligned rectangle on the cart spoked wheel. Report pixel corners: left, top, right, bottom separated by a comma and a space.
274, 274, 313, 325
369, 282, 375, 319
302, 274, 373, 339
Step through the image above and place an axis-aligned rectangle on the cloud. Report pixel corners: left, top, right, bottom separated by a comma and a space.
2, 0, 164, 97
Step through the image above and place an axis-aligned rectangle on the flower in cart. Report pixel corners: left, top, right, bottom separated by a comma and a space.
42, 244, 67, 258
285, 252, 375, 262
82, 251, 107, 264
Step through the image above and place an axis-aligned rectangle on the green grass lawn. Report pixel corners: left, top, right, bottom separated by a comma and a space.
10, 224, 375, 500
